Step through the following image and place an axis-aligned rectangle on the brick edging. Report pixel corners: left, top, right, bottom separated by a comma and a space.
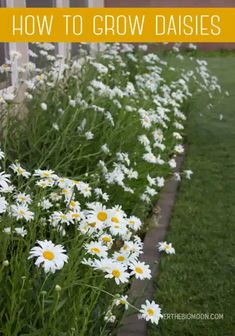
117, 153, 185, 336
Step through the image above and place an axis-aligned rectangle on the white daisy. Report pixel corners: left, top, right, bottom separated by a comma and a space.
10, 163, 31, 178
28, 240, 68, 273
0, 196, 7, 214
169, 158, 176, 168
34, 169, 57, 180
11, 204, 34, 221
0, 184, 15, 193
85, 241, 108, 259
158, 241, 175, 254
127, 216, 142, 231
130, 261, 152, 280
15, 227, 27, 237
112, 251, 130, 264
156, 177, 165, 188
140, 300, 162, 324
51, 211, 73, 226
14, 193, 32, 204
86, 203, 109, 226
174, 144, 184, 154
39, 198, 53, 210
3, 227, 11, 234
184, 170, 193, 179
36, 179, 55, 188
0, 171, 11, 189
105, 263, 129, 285
114, 295, 129, 310
99, 234, 113, 248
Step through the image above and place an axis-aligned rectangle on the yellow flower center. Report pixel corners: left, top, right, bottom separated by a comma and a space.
89, 222, 96, 227
111, 217, 119, 223
70, 201, 76, 207
17, 167, 25, 174
42, 172, 50, 177
129, 220, 135, 225
102, 236, 111, 243
165, 245, 170, 250
117, 256, 125, 262
97, 211, 107, 221
135, 267, 143, 274
60, 214, 67, 220
112, 269, 121, 278
19, 210, 25, 215
91, 247, 100, 254
72, 213, 80, 219
43, 250, 55, 261
147, 308, 154, 316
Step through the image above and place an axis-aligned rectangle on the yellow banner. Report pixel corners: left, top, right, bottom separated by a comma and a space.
0, 8, 233, 42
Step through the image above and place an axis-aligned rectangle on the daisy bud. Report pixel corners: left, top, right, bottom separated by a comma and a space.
55, 285, 62, 292
3, 260, 9, 267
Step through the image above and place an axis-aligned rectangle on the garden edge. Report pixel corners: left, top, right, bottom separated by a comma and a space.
117, 152, 185, 336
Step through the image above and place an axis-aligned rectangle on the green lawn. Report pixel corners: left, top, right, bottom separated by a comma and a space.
149, 56, 235, 336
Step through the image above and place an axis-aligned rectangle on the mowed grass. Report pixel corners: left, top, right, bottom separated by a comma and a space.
149, 56, 235, 336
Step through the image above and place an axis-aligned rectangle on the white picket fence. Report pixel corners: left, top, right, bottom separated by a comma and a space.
0, 0, 104, 89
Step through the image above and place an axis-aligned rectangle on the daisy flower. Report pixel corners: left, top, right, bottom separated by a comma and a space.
11, 204, 34, 221
68, 200, 80, 211
85, 241, 108, 258
169, 158, 176, 168
28, 240, 68, 273
114, 295, 129, 310
86, 203, 109, 226
140, 300, 162, 325
0, 184, 15, 193
184, 169, 193, 179
10, 163, 31, 178
76, 181, 92, 197
60, 187, 73, 200
0, 196, 7, 214
105, 263, 129, 285
15, 227, 27, 237
51, 211, 73, 226
14, 192, 32, 204
36, 179, 55, 188
127, 216, 142, 231
174, 144, 184, 154
112, 251, 130, 264
130, 261, 152, 280
39, 198, 53, 210
0, 171, 11, 189
107, 209, 125, 227
3, 227, 11, 234
99, 234, 113, 248
34, 169, 57, 179
109, 221, 128, 237
158, 241, 175, 254
69, 211, 84, 222
156, 176, 165, 188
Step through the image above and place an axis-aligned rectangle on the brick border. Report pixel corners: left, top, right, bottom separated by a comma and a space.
117, 153, 185, 336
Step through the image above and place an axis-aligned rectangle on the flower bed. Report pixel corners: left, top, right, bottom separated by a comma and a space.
0, 43, 222, 335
